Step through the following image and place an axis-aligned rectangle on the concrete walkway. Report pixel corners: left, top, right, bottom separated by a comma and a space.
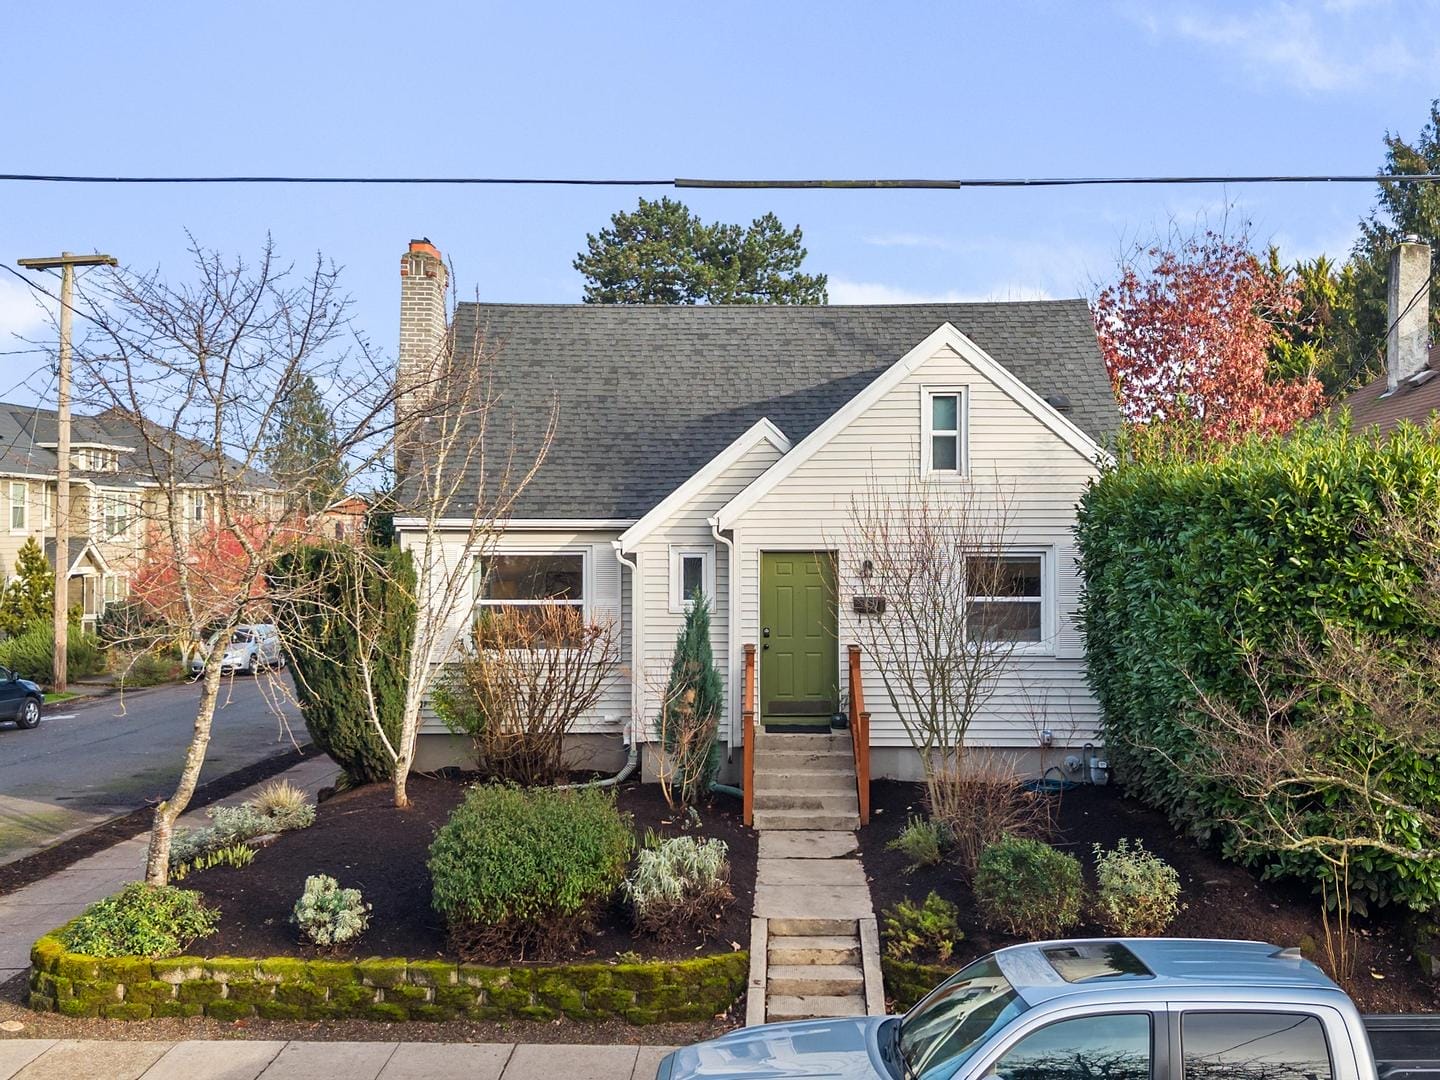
0, 1040, 674, 1080
0, 756, 339, 982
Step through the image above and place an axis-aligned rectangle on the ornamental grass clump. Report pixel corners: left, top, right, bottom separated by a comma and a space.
974, 835, 1084, 938
428, 784, 633, 960
292, 874, 371, 947
61, 882, 219, 958
168, 784, 316, 871
623, 834, 732, 941
886, 816, 947, 872
1092, 839, 1183, 936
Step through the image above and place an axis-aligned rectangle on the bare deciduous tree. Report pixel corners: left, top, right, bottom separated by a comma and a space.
839, 471, 1025, 811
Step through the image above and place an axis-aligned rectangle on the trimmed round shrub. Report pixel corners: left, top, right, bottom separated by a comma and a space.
428, 784, 633, 960
623, 834, 732, 941
61, 882, 219, 958
1092, 839, 1182, 935
974, 836, 1084, 938
293, 874, 371, 946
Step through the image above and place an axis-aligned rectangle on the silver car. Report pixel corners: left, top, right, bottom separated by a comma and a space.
190, 623, 285, 676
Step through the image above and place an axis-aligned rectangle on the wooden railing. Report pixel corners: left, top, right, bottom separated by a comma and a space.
742, 643, 757, 827
847, 644, 871, 825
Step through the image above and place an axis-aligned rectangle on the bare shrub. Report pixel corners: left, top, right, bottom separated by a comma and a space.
929, 751, 1053, 877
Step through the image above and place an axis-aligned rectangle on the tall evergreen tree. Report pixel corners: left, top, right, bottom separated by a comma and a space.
0, 537, 55, 637
575, 197, 828, 305
656, 591, 724, 808
264, 375, 345, 514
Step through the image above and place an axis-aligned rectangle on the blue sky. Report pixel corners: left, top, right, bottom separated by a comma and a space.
2, 0, 1438, 404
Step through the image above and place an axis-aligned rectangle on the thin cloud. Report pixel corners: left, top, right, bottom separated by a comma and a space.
0, 277, 55, 347
860, 232, 960, 251
827, 279, 1053, 305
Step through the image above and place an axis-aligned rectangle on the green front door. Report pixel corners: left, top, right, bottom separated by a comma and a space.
759, 551, 839, 728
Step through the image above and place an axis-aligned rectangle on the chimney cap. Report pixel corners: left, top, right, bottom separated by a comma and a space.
408, 238, 442, 259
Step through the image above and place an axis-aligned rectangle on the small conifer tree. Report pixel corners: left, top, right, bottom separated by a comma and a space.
0, 537, 56, 637
657, 590, 724, 808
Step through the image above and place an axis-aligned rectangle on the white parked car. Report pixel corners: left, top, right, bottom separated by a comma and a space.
190, 623, 285, 677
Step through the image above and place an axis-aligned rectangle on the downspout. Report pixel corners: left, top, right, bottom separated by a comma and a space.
557, 542, 641, 790
707, 516, 743, 801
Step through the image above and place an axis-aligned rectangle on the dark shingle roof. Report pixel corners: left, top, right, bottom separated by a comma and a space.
443, 300, 1118, 520
1342, 346, 1440, 434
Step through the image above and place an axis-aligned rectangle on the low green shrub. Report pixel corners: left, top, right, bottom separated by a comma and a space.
0, 622, 105, 683
117, 650, 182, 688
882, 892, 963, 963
886, 816, 946, 871
293, 874, 371, 946
1092, 839, 1183, 936
428, 784, 633, 960
623, 834, 732, 941
171, 843, 256, 881
60, 882, 219, 958
974, 836, 1084, 938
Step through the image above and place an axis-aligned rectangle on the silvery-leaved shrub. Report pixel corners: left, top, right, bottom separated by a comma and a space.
1092, 838, 1183, 935
292, 874, 371, 946
622, 834, 732, 941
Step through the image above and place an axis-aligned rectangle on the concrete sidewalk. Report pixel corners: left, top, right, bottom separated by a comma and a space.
0, 1040, 674, 1080
0, 756, 339, 982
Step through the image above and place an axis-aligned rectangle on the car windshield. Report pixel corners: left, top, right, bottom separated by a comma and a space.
207, 629, 253, 647
899, 955, 1028, 1080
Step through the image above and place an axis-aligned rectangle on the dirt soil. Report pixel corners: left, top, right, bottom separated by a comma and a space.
859, 779, 1440, 1014
184, 774, 756, 963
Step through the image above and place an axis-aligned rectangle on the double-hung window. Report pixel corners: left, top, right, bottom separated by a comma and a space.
923, 388, 967, 474
9, 482, 26, 533
190, 491, 207, 525
964, 551, 1048, 647
669, 547, 714, 613
474, 553, 585, 642
101, 493, 131, 539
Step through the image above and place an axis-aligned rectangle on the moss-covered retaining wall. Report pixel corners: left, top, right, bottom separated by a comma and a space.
29, 931, 747, 1023
881, 957, 956, 1012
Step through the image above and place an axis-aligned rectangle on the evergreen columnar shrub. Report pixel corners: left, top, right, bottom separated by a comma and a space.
973, 836, 1084, 938
623, 834, 733, 941
656, 592, 724, 808
428, 784, 633, 960
0, 622, 105, 683
292, 874, 371, 946
268, 544, 416, 784
60, 882, 219, 958
886, 816, 947, 871
1077, 419, 1440, 912
882, 892, 963, 963
0, 537, 54, 637
1092, 839, 1183, 936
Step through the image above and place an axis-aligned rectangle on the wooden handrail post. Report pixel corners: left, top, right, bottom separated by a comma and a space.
847, 645, 870, 826
742, 643, 757, 827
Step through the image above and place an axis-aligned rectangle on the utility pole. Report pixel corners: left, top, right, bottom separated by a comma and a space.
16, 252, 117, 692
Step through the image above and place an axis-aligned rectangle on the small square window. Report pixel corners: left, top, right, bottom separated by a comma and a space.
669, 548, 714, 613
924, 389, 966, 475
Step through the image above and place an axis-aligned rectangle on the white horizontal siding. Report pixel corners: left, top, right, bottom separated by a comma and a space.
399, 527, 630, 736
731, 341, 1102, 755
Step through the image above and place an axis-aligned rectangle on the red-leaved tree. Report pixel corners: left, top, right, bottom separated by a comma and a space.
1093, 230, 1325, 440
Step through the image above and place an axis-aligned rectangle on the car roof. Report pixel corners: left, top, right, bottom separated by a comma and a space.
992, 938, 1340, 1007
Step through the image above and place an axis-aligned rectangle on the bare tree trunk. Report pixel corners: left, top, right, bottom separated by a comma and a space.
144, 657, 225, 884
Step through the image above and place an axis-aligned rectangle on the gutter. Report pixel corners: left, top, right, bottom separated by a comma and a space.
709, 515, 739, 757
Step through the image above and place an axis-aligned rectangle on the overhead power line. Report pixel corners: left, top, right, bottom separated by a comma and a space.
1, 172, 1440, 189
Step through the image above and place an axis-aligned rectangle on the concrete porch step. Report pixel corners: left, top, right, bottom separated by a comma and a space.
767, 964, 865, 997
755, 732, 852, 752
753, 809, 859, 831
753, 749, 855, 771
766, 993, 867, 1022
768, 935, 862, 966
753, 791, 860, 814
768, 917, 859, 937
754, 771, 857, 794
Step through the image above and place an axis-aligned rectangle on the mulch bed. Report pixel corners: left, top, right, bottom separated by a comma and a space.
0, 744, 317, 900
859, 779, 1440, 1014
184, 774, 756, 963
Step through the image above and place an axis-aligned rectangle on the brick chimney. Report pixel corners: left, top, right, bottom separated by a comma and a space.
1385, 237, 1432, 394
398, 238, 449, 404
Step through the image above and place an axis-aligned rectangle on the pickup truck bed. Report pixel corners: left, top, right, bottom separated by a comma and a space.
1366, 1015, 1440, 1080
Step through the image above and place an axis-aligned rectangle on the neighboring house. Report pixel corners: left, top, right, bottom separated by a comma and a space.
318, 495, 370, 544
0, 403, 281, 630
392, 240, 1120, 783
1344, 239, 1438, 433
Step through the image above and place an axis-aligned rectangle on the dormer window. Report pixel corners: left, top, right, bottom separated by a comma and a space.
922, 388, 968, 475
71, 447, 119, 472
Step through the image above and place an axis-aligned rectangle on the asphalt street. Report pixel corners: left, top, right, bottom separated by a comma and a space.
0, 675, 304, 864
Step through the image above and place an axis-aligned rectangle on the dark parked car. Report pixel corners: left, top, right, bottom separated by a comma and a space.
0, 665, 43, 729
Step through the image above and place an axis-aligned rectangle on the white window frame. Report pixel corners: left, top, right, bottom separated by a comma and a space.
963, 546, 1055, 656
189, 490, 207, 525
9, 481, 27, 534
472, 548, 591, 626
100, 491, 133, 540
42, 485, 51, 527
102, 572, 128, 609
921, 385, 969, 476
668, 546, 715, 614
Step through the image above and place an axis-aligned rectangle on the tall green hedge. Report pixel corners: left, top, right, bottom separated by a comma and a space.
1076, 420, 1440, 913
268, 544, 416, 784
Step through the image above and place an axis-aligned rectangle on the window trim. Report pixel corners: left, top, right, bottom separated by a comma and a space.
964, 546, 1055, 656
921, 385, 969, 476
668, 545, 716, 614
472, 548, 591, 621
99, 491, 134, 541
9, 481, 27, 534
